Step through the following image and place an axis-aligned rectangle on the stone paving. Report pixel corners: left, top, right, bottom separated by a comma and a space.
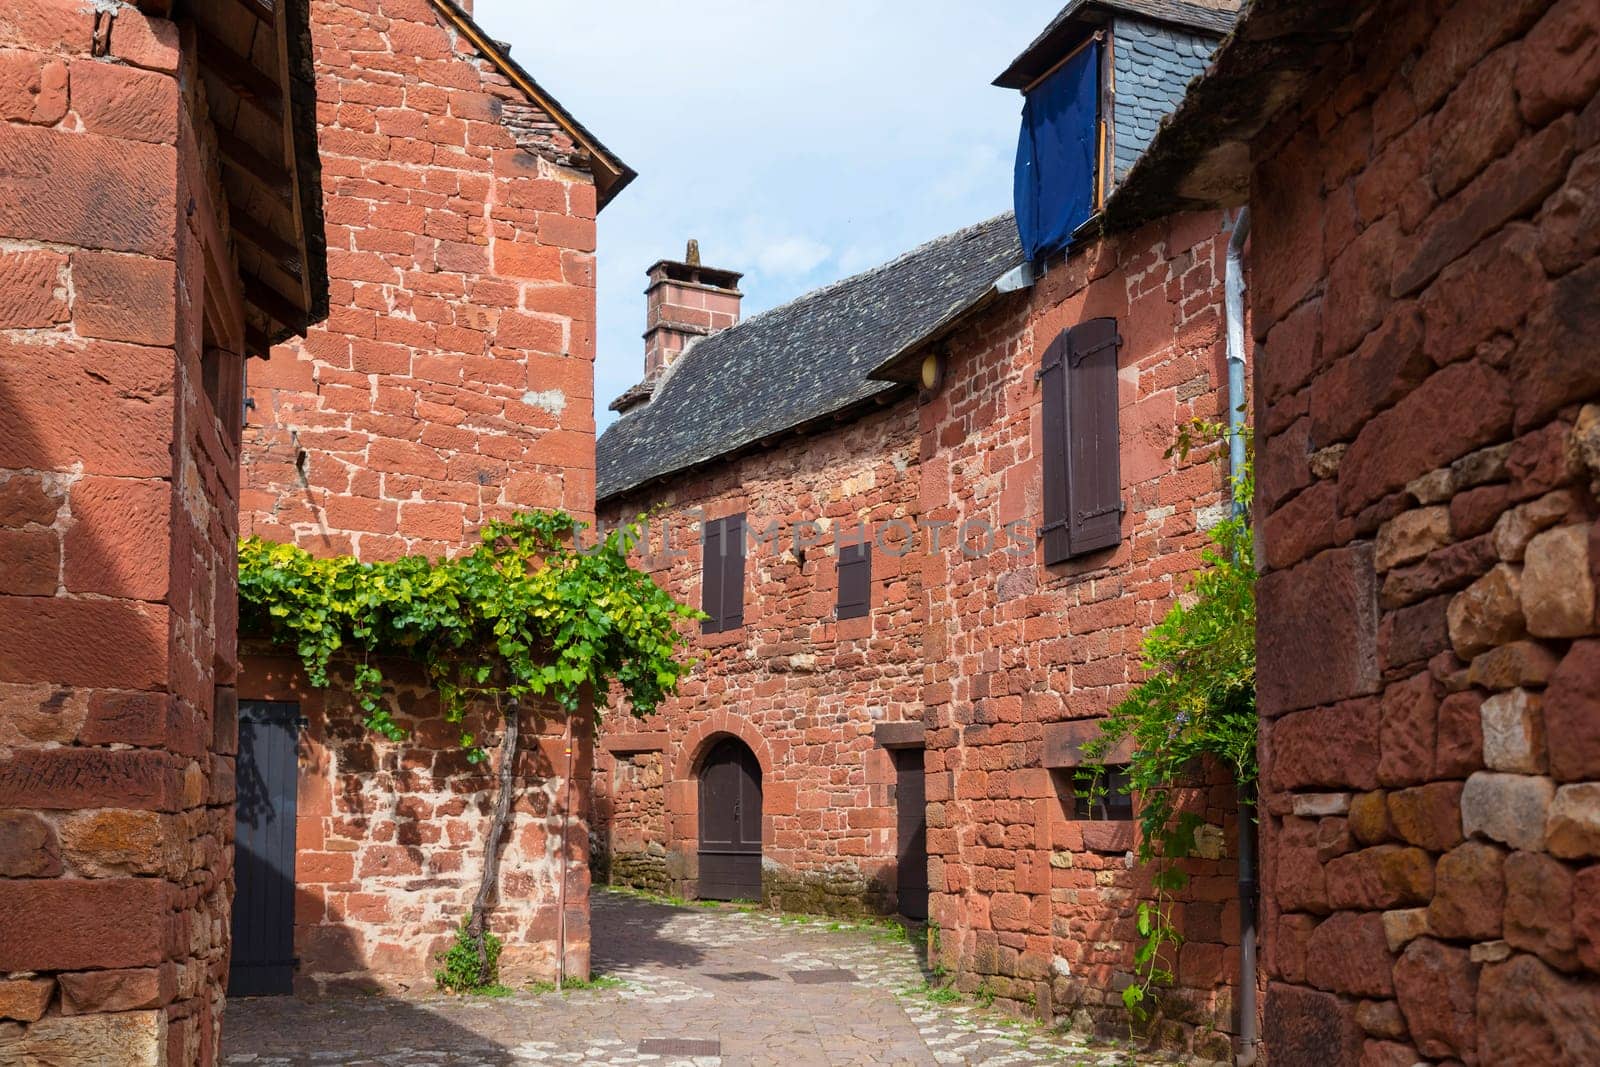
223, 889, 1172, 1066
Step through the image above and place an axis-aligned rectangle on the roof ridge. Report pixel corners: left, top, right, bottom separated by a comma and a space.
609, 212, 1016, 409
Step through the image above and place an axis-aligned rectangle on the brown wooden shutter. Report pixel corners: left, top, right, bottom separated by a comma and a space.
836, 540, 871, 620
721, 513, 745, 630
1065, 317, 1122, 554
701, 518, 725, 632
1038, 330, 1072, 564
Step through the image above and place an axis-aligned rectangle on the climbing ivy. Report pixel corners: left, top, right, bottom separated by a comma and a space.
238, 510, 699, 756
1079, 420, 1257, 1019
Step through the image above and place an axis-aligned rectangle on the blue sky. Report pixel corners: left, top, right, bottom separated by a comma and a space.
473, 1, 1062, 429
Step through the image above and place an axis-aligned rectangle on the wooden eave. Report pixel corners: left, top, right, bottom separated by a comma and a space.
189, 0, 329, 357
427, 0, 637, 211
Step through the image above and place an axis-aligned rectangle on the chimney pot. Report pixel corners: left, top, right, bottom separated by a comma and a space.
642, 244, 742, 384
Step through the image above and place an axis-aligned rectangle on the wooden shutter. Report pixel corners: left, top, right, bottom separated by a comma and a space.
721, 514, 745, 630
1038, 330, 1072, 563
836, 540, 871, 620
701, 518, 724, 632
1065, 317, 1122, 554
1040, 317, 1122, 563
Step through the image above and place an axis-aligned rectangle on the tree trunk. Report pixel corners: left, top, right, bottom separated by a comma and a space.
467, 697, 519, 986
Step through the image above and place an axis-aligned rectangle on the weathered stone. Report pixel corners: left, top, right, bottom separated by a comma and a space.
1448, 563, 1527, 658
1430, 841, 1506, 940
1514, 0, 1600, 125
1381, 532, 1498, 611
1259, 545, 1380, 716
1263, 982, 1363, 1065
1381, 908, 1431, 953
0, 810, 60, 877
1355, 998, 1407, 1040
1545, 640, 1600, 782
1387, 781, 1464, 851
1575, 866, 1600, 972
1394, 937, 1478, 1062
1309, 444, 1346, 479
59, 808, 171, 877
1276, 913, 1318, 984
0, 977, 52, 1022
1379, 672, 1437, 786
1435, 689, 1486, 777
1452, 441, 1515, 490
1276, 843, 1330, 914
1306, 912, 1395, 997
1481, 688, 1546, 773
1513, 256, 1600, 431
1326, 845, 1434, 910
1472, 939, 1514, 963
1546, 783, 1600, 859
57, 965, 173, 1015
1462, 771, 1555, 850
1406, 467, 1455, 505
1504, 850, 1578, 970
1522, 525, 1596, 638
0, 878, 168, 971
1479, 953, 1600, 1065
1265, 699, 1381, 791
1291, 792, 1352, 817
1492, 490, 1576, 561
1468, 640, 1561, 689
1349, 791, 1394, 845
1573, 405, 1600, 495
0, 1010, 164, 1064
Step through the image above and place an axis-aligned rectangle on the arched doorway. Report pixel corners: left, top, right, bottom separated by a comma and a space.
697, 737, 762, 900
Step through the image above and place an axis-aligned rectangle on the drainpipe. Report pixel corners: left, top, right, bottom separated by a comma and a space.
1225, 206, 1259, 1067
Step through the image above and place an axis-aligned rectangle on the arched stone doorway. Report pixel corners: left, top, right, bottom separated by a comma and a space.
696, 737, 763, 900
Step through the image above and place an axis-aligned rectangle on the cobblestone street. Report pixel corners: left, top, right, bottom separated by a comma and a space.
223, 890, 1166, 1066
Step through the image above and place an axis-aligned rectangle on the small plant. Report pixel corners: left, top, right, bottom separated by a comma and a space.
1080, 419, 1257, 1021
435, 915, 505, 994
526, 974, 625, 995
975, 980, 996, 1008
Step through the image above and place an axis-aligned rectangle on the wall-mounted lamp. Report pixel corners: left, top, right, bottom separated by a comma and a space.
919, 351, 945, 398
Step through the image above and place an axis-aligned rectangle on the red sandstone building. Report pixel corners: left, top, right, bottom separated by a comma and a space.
594, 2, 1249, 1055
233, 0, 629, 995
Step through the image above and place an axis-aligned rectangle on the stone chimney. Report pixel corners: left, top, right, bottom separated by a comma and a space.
643, 240, 742, 382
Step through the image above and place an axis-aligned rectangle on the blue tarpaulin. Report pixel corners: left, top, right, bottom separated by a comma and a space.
1013, 40, 1100, 262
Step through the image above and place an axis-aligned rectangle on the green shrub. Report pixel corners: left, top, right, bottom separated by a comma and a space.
435, 916, 504, 994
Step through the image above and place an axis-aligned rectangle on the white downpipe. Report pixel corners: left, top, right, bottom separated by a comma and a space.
1225, 207, 1251, 514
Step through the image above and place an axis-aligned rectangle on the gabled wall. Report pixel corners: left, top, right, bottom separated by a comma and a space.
236, 0, 602, 991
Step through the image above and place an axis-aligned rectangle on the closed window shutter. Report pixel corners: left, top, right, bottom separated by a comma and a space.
721, 514, 745, 630
1065, 317, 1122, 554
1038, 330, 1072, 564
836, 540, 871, 620
701, 519, 724, 632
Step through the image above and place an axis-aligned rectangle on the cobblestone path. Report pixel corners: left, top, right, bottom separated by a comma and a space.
223, 890, 1168, 1066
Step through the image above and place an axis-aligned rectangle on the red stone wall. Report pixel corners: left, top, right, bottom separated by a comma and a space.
237, 0, 600, 986
1250, 0, 1600, 1062
917, 212, 1242, 1058
595, 402, 927, 913
0, 4, 246, 1062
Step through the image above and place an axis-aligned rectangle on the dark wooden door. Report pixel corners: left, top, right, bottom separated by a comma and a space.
229, 701, 300, 996
698, 738, 762, 900
894, 747, 929, 920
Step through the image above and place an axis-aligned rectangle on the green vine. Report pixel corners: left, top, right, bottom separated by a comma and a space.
238, 510, 699, 757
1079, 421, 1257, 1019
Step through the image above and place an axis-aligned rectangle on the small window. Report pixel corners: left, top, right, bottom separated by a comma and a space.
836, 540, 871, 620
1074, 765, 1134, 820
701, 514, 745, 633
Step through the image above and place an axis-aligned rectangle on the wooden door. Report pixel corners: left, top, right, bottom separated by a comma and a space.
229, 701, 300, 996
893, 747, 929, 920
697, 738, 762, 900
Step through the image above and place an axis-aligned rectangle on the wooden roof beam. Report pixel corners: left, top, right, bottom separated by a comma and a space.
232, 213, 301, 278
243, 272, 306, 331
225, 0, 274, 23
195, 25, 284, 120
216, 128, 292, 205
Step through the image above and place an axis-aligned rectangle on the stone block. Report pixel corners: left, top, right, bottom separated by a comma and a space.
1375, 506, 1451, 571
1306, 912, 1394, 997
1522, 525, 1596, 638
1386, 781, 1464, 851
1481, 688, 1546, 773
1435, 689, 1486, 778
1381, 908, 1430, 954
0, 1010, 164, 1065
1259, 545, 1380, 716
1543, 640, 1600, 782
1504, 850, 1578, 970
1479, 953, 1600, 1065
1378, 672, 1436, 787
1265, 699, 1380, 791
1429, 840, 1506, 940
0, 878, 168, 971
0, 809, 60, 877
1462, 771, 1555, 850
58, 965, 173, 1015
1393, 937, 1478, 1062
1467, 640, 1561, 689
1325, 845, 1433, 909
1263, 982, 1363, 1066
1492, 491, 1576, 562
1546, 783, 1600, 859
1447, 563, 1526, 659
0, 977, 52, 1022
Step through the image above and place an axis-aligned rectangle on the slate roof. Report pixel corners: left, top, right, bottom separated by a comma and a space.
994, 0, 1238, 88
597, 214, 1024, 502
1110, 17, 1227, 180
